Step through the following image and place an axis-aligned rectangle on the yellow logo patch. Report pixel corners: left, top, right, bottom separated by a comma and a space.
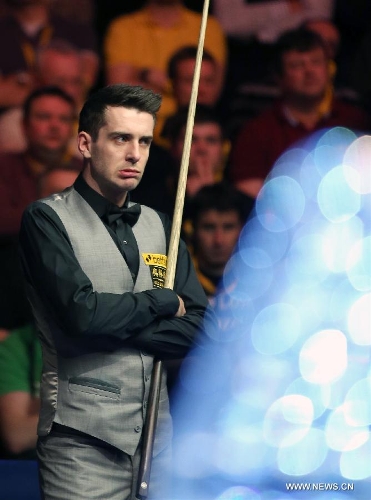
142, 253, 167, 288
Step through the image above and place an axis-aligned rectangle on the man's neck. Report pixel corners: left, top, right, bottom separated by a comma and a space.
283, 94, 325, 130
26, 148, 68, 176
146, 1, 182, 27
12, 4, 49, 36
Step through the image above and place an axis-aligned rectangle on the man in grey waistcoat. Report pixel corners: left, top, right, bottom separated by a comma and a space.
19, 83, 209, 500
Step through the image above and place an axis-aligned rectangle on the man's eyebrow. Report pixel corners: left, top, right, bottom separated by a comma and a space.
108, 132, 153, 140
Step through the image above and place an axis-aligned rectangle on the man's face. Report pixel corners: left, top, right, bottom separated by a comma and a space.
24, 95, 75, 157
194, 209, 242, 271
173, 58, 219, 107
173, 122, 223, 174
79, 106, 154, 206
279, 47, 329, 100
38, 51, 85, 106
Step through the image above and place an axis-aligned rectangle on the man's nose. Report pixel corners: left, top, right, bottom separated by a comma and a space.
126, 142, 140, 164
213, 229, 225, 245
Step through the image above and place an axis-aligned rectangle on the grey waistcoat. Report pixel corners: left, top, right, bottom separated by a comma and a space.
31, 187, 171, 456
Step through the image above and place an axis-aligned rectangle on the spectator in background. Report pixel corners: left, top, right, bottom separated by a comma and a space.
0, 40, 90, 155
0, 166, 79, 460
165, 105, 228, 201
0, 86, 81, 237
229, 28, 371, 199
213, 0, 333, 85
168, 45, 221, 110
188, 182, 253, 301
0, 87, 81, 330
0, 0, 99, 111
104, 0, 226, 142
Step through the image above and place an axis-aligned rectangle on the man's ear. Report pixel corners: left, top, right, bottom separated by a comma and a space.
77, 131, 92, 159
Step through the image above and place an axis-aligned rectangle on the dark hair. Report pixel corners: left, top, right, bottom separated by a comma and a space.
23, 86, 76, 122
168, 45, 216, 81
162, 104, 223, 143
274, 28, 328, 75
190, 182, 253, 227
78, 83, 162, 141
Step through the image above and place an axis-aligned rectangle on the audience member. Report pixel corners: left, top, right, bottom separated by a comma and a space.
103, 0, 227, 141
0, 0, 99, 111
229, 28, 371, 198
188, 182, 253, 301
0, 86, 81, 237
165, 105, 228, 201
213, 0, 333, 84
304, 17, 360, 103
0, 166, 79, 460
0, 87, 81, 330
0, 40, 90, 154
168, 45, 221, 110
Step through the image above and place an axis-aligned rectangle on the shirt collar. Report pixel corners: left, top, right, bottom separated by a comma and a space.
74, 173, 131, 220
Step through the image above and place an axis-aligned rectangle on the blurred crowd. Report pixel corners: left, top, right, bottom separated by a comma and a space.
0, 0, 371, 463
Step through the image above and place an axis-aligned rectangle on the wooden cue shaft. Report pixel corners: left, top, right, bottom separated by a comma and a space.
136, 1, 211, 498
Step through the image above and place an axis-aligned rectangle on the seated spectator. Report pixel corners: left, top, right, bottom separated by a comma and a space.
165, 105, 228, 202
229, 28, 371, 198
0, 86, 82, 237
103, 0, 226, 142
0, 166, 79, 460
304, 17, 360, 103
0, 39, 91, 154
158, 45, 223, 148
168, 45, 221, 110
0, 0, 99, 111
188, 182, 253, 301
0, 87, 81, 330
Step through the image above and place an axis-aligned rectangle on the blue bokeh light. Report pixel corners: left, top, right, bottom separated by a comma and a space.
171, 130, 371, 499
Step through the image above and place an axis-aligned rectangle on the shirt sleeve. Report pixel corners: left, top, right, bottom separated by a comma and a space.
131, 225, 211, 358
19, 202, 181, 340
19, 202, 208, 357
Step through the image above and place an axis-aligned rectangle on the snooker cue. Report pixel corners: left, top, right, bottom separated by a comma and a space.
136, 0, 211, 498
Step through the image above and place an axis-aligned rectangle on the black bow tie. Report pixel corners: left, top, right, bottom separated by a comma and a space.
105, 203, 141, 227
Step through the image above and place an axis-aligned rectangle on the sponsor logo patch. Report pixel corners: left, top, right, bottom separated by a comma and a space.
142, 253, 167, 288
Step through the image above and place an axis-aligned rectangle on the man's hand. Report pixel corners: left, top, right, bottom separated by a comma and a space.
186, 157, 215, 197
175, 295, 186, 317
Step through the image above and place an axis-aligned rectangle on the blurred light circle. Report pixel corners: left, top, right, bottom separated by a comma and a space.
285, 233, 330, 288
343, 135, 371, 194
238, 216, 288, 265
299, 330, 347, 384
263, 395, 313, 448
285, 377, 328, 420
216, 486, 261, 500
317, 166, 361, 222
346, 236, 371, 291
325, 402, 370, 452
256, 176, 305, 232
340, 435, 371, 480
322, 217, 363, 273
251, 303, 301, 355
277, 428, 327, 476
222, 253, 273, 302
344, 378, 371, 426
347, 293, 371, 346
